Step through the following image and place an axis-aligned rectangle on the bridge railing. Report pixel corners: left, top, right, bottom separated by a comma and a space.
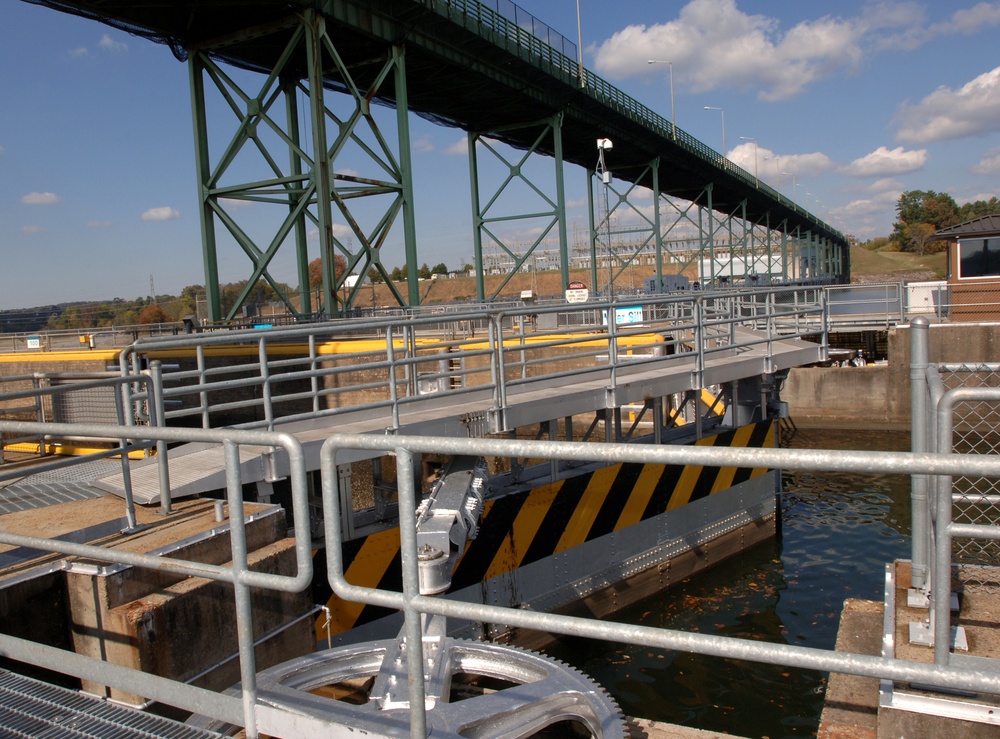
110, 287, 825, 434
429, 0, 842, 240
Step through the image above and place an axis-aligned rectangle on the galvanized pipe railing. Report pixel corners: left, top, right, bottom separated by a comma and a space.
320, 431, 1000, 735
0, 420, 312, 739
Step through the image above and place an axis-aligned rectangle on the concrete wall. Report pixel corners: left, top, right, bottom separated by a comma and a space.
784, 323, 1000, 429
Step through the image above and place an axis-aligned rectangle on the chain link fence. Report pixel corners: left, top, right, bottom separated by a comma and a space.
934, 363, 1000, 589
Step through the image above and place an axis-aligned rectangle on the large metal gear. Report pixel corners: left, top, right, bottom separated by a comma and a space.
192, 637, 627, 738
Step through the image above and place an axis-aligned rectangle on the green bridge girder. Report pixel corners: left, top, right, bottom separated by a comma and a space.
27, 0, 849, 319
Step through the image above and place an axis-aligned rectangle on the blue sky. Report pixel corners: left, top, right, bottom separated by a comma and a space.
2, 0, 1000, 309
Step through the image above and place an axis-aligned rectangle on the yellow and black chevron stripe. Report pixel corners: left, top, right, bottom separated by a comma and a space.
313, 420, 774, 640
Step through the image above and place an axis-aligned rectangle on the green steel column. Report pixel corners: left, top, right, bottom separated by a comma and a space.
652, 158, 663, 284
188, 51, 221, 322
468, 132, 486, 301
552, 114, 570, 289
393, 46, 421, 307
304, 11, 336, 316
705, 184, 715, 286
586, 168, 598, 292
779, 222, 789, 281
284, 77, 311, 316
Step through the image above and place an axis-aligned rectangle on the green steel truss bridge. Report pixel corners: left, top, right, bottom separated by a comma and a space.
28, 0, 849, 321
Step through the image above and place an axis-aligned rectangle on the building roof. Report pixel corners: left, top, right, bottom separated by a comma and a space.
932, 214, 1000, 240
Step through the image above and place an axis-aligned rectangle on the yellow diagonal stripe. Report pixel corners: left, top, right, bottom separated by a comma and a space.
321, 527, 400, 638
666, 436, 715, 510
614, 463, 662, 530
484, 481, 563, 580
711, 424, 755, 493
554, 464, 619, 553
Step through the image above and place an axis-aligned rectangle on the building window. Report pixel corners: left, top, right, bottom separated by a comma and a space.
959, 237, 1000, 279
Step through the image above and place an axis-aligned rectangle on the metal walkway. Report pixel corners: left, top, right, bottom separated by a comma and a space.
91, 324, 821, 504
0, 670, 222, 739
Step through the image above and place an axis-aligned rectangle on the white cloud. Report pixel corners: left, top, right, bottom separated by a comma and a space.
21, 191, 60, 205
895, 67, 1000, 143
414, 136, 434, 153
839, 146, 927, 177
69, 46, 88, 59
972, 148, 1000, 175
21, 225, 45, 235
594, 0, 864, 100
445, 137, 468, 156
869, 177, 905, 192
141, 206, 180, 221
594, 1, 1000, 101
98, 34, 127, 53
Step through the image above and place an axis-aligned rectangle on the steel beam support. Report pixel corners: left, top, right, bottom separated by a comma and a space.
652, 159, 663, 286
393, 45, 421, 308
184, 11, 419, 320
467, 115, 570, 301
188, 52, 222, 322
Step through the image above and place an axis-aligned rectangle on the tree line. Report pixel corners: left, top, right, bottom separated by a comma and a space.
889, 190, 1000, 255
35, 257, 455, 331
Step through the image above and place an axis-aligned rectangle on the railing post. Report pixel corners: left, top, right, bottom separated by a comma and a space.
910, 317, 930, 590
394, 446, 430, 738
258, 338, 274, 432
224, 440, 260, 739
149, 360, 173, 516
386, 327, 400, 432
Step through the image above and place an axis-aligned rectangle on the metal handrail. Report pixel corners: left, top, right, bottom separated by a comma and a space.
3, 417, 1000, 736
108, 288, 825, 433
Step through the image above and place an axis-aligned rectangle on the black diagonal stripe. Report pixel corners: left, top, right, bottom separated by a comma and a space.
731, 421, 774, 486
450, 493, 528, 591
353, 548, 404, 628
586, 463, 643, 539
643, 463, 684, 519
519, 471, 593, 566
312, 536, 368, 611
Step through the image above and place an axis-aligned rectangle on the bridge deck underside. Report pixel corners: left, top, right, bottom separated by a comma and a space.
90, 332, 820, 504
27, 0, 841, 239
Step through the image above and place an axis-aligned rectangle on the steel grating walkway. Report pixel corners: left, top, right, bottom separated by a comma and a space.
0, 459, 118, 515
0, 670, 222, 739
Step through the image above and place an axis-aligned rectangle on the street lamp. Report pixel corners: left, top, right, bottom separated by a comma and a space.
575, 0, 584, 87
739, 136, 758, 187
647, 59, 675, 139
703, 106, 725, 159
782, 171, 797, 204
596, 138, 614, 300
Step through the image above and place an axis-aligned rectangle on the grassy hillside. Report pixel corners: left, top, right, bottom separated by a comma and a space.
848, 245, 946, 283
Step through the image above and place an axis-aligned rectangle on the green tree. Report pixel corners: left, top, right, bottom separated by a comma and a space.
891, 190, 959, 251
367, 267, 383, 283
390, 265, 405, 282
904, 222, 938, 257
958, 196, 1000, 222
418, 263, 432, 279
431, 262, 448, 276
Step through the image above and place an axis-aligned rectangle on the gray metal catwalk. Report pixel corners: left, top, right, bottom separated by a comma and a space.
92, 326, 821, 504
0, 669, 223, 738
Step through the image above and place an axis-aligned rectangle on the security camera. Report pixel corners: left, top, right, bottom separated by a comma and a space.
596, 138, 613, 150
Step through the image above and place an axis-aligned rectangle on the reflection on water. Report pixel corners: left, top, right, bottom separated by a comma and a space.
543, 429, 912, 739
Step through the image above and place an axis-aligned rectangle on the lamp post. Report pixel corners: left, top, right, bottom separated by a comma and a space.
704, 106, 725, 158
575, 0, 584, 87
782, 171, 797, 204
596, 138, 614, 300
739, 136, 758, 187
647, 59, 675, 139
